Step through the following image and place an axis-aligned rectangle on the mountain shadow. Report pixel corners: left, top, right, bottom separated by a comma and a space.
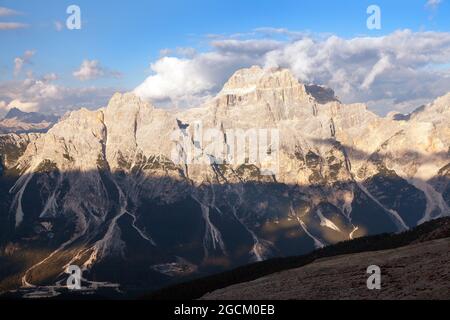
0, 135, 449, 298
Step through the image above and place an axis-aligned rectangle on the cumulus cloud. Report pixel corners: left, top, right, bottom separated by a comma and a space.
135, 57, 214, 103
73, 60, 122, 81
135, 29, 450, 114
14, 50, 36, 76
134, 45, 268, 107
0, 100, 36, 115
4, 100, 39, 113
135, 39, 286, 106
0, 73, 120, 116
2, 57, 122, 116
264, 30, 450, 113
42, 73, 58, 82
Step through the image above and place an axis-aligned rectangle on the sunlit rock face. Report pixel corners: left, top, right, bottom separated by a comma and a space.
0, 66, 449, 295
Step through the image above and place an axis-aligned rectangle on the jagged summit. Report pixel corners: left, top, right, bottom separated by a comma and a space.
214, 66, 312, 110
107, 92, 155, 112
4, 108, 27, 120
220, 66, 304, 93
411, 92, 450, 123
220, 65, 265, 93
3, 107, 58, 124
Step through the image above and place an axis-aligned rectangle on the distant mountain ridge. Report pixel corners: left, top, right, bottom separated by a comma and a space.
0, 66, 448, 297
4, 108, 58, 124
0, 108, 58, 134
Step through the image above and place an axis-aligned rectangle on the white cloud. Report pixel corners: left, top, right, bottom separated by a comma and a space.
360, 55, 392, 90
159, 48, 172, 57
135, 29, 450, 114
13, 58, 24, 76
73, 60, 122, 81
426, 0, 442, 9
135, 39, 286, 106
134, 48, 265, 107
0, 7, 26, 31
264, 30, 450, 112
211, 39, 282, 55
6, 99, 39, 113
0, 6, 20, 16
73, 60, 103, 81
42, 73, 58, 82
0, 73, 120, 116
160, 47, 197, 58
0, 22, 28, 30
14, 50, 36, 76
0, 100, 6, 111
134, 57, 215, 104
253, 27, 310, 40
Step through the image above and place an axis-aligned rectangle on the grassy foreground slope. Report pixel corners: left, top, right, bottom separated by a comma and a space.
145, 217, 450, 300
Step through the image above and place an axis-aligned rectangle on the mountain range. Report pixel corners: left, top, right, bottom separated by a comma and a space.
0, 108, 58, 135
0, 66, 449, 297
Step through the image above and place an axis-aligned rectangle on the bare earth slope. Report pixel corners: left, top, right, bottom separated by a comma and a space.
202, 237, 450, 300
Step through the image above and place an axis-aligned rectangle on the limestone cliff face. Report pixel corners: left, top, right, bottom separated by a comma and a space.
217, 66, 311, 109
0, 133, 40, 169
0, 66, 448, 295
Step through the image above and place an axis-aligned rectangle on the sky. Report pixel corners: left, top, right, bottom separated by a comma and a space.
0, 0, 450, 116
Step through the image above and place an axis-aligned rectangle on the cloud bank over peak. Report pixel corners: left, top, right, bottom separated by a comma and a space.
134, 51, 259, 107
73, 60, 122, 81
135, 29, 450, 115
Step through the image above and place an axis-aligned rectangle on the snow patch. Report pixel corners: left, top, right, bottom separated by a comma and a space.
316, 209, 341, 232
296, 217, 325, 249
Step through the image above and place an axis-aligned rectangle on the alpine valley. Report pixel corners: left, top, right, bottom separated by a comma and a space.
0, 66, 449, 298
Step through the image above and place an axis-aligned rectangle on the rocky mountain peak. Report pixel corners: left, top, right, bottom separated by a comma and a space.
220, 65, 307, 94
106, 92, 154, 115
3, 107, 58, 124
213, 66, 313, 113
220, 65, 265, 92
411, 92, 450, 123
4, 108, 26, 119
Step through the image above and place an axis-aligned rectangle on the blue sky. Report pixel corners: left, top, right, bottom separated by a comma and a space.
1, 0, 450, 115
